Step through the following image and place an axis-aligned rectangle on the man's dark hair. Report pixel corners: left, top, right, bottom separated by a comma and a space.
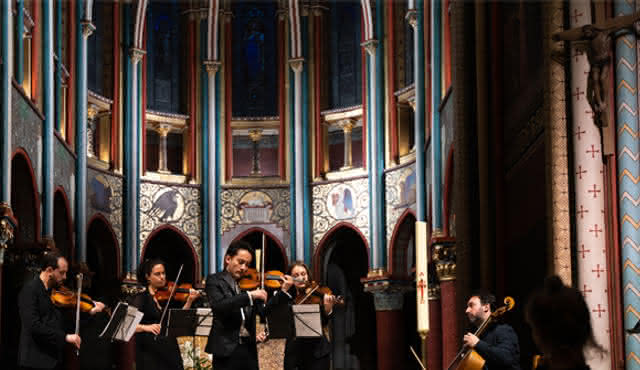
40, 251, 64, 271
137, 258, 166, 284
225, 240, 254, 258
470, 290, 496, 311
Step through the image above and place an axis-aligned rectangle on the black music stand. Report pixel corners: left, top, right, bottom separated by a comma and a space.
165, 308, 212, 337
99, 302, 142, 342
264, 301, 293, 339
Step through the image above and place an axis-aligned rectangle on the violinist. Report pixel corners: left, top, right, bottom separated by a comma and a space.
282, 261, 337, 370
131, 258, 201, 370
462, 291, 521, 370
204, 241, 289, 370
17, 251, 104, 370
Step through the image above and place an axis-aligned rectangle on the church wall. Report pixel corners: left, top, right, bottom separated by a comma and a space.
311, 177, 370, 251
87, 167, 123, 254
11, 83, 43, 195
139, 181, 201, 259
219, 186, 290, 258
384, 161, 417, 247
53, 134, 75, 214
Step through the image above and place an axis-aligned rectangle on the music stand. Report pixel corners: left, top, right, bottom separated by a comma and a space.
264, 301, 293, 339
165, 308, 212, 337
99, 302, 143, 342
292, 304, 322, 338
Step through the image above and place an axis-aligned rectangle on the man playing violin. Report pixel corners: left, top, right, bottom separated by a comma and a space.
132, 258, 201, 370
205, 240, 294, 370
17, 251, 105, 370
281, 261, 337, 370
462, 291, 521, 370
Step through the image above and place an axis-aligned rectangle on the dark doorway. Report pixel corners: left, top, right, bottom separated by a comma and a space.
319, 226, 376, 370
142, 227, 197, 284
53, 190, 73, 261
1, 152, 41, 368
86, 216, 120, 306
392, 212, 422, 370
233, 230, 287, 272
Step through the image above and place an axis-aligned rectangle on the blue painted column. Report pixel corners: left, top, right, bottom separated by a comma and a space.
15, 0, 24, 86
411, 0, 426, 221
75, 1, 94, 262
301, 15, 311, 265
374, 0, 386, 268
614, 0, 640, 367
204, 60, 220, 275
42, 0, 54, 238
1, 0, 13, 204
431, 0, 443, 233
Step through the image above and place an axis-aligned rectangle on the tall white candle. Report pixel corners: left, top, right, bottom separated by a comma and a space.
415, 221, 429, 334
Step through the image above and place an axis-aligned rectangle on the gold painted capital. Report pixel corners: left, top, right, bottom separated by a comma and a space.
204, 60, 221, 75
81, 21, 96, 38
336, 118, 355, 133
0, 203, 16, 250
361, 39, 378, 56
156, 124, 172, 137
289, 58, 305, 73
87, 104, 98, 120
405, 10, 418, 29
130, 48, 146, 63
248, 128, 264, 142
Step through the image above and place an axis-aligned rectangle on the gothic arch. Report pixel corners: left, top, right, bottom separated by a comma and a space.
141, 224, 200, 284
11, 148, 40, 244
230, 227, 289, 270
313, 222, 369, 283
53, 187, 74, 261
388, 208, 417, 278
87, 213, 121, 278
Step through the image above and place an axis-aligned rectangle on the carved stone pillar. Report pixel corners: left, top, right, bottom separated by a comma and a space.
336, 119, 355, 170
248, 128, 263, 176
363, 274, 409, 370
433, 239, 457, 366
156, 124, 171, 174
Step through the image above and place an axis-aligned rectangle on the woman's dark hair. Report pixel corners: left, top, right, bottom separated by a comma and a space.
287, 261, 312, 280
225, 240, 255, 258
136, 258, 166, 284
526, 275, 603, 354
40, 251, 63, 271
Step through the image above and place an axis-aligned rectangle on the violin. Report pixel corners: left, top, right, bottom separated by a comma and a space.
238, 268, 294, 290
294, 281, 344, 306
51, 285, 99, 313
446, 296, 515, 370
153, 281, 204, 303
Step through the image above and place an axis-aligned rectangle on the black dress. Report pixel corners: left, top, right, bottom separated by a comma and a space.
131, 290, 184, 370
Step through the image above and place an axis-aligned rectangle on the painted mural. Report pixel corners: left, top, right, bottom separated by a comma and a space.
54, 137, 75, 203
220, 187, 289, 234
11, 85, 42, 191
385, 163, 417, 246
139, 182, 202, 256
312, 177, 370, 248
87, 168, 123, 249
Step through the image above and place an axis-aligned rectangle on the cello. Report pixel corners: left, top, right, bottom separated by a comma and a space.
446, 296, 515, 370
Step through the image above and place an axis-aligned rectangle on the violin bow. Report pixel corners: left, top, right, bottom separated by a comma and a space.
260, 233, 270, 338
156, 264, 184, 340
74, 273, 83, 356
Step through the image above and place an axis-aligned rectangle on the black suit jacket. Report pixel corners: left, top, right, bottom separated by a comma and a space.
204, 271, 259, 357
17, 277, 67, 369
475, 322, 522, 370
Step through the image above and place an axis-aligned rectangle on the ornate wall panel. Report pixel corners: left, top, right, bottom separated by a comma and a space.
87, 167, 123, 249
312, 177, 370, 248
219, 187, 290, 254
139, 182, 202, 256
385, 163, 417, 246
11, 86, 42, 190
54, 136, 75, 206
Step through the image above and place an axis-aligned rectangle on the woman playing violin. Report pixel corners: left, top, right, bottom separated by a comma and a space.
281, 261, 337, 370
131, 258, 201, 370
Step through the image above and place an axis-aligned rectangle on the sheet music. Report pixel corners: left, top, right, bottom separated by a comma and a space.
99, 302, 144, 342
195, 308, 213, 336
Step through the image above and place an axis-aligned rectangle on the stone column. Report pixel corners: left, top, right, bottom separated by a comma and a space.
1, 0, 13, 204
156, 124, 171, 174
42, 0, 55, 238
203, 60, 220, 274
249, 128, 263, 176
434, 240, 457, 366
290, 58, 305, 261
87, 103, 98, 157
363, 280, 408, 370
336, 119, 355, 170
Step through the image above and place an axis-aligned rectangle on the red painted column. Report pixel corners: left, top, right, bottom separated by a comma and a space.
142, 26, 147, 175
387, 1, 398, 164
427, 292, 443, 369
440, 279, 458, 366
314, 10, 323, 177
278, 10, 286, 179
32, 1, 40, 103
111, 1, 120, 169
375, 309, 406, 370
224, 13, 232, 180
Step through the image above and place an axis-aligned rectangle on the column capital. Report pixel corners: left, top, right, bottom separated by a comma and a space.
289, 58, 305, 73
248, 128, 264, 142
80, 21, 96, 38
156, 123, 172, 137
310, 4, 329, 16
433, 240, 456, 281
0, 203, 17, 264
204, 60, 221, 75
87, 103, 99, 121
361, 39, 378, 56
362, 275, 412, 311
129, 48, 146, 63
405, 9, 418, 30
336, 118, 356, 133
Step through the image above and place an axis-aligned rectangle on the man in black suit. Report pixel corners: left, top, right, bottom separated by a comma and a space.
462, 291, 521, 370
205, 240, 293, 370
17, 251, 104, 370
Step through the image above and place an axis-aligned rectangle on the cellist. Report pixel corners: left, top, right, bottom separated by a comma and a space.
461, 291, 521, 370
